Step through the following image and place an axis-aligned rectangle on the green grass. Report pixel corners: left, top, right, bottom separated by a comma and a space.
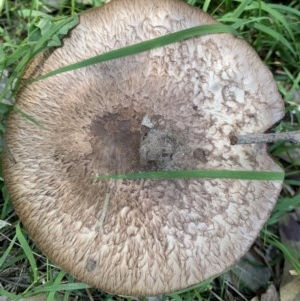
0, 0, 300, 300
96, 169, 285, 181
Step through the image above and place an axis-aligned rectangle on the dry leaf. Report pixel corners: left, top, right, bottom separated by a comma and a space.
280, 277, 300, 301
279, 213, 300, 301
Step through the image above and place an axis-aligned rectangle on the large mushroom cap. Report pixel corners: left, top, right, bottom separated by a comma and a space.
3, 0, 284, 296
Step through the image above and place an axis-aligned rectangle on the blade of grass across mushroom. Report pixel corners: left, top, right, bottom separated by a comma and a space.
96, 169, 284, 181
31, 24, 239, 82
13, 106, 47, 129
220, 16, 270, 30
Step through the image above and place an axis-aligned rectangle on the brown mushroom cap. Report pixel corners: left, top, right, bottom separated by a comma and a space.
3, 0, 284, 296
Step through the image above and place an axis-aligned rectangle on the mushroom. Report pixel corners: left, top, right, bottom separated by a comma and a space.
3, 0, 284, 297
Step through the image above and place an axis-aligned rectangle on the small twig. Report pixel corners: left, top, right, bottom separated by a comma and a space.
224, 280, 249, 301
86, 288, 95, 301
210, 290, 225, 301
230, 130, 300, 145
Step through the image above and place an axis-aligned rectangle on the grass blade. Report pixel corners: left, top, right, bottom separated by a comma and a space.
14, 105, 46, 128
33, 283, 91, 293
220, 16, 269, 29
202, 0, 212, 12
262, 229, 300, 273
250, 1, 296, 42
0, 289, 21, 300
0, 232, 17, 268
267, 194, 300, 226
270, 3, 300, 17
166, 279, 213, 297
97, 169, 284, 181
229, 0, 253, 19
34, 24, 238, 82
46, 270, 66, 301
253, 23, 296, 55
16, 222, 38, 282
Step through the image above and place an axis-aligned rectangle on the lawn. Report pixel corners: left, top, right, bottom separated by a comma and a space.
0, 0, 300, 300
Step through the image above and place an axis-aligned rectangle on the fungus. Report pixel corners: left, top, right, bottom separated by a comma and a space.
3, 0, 285, 297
